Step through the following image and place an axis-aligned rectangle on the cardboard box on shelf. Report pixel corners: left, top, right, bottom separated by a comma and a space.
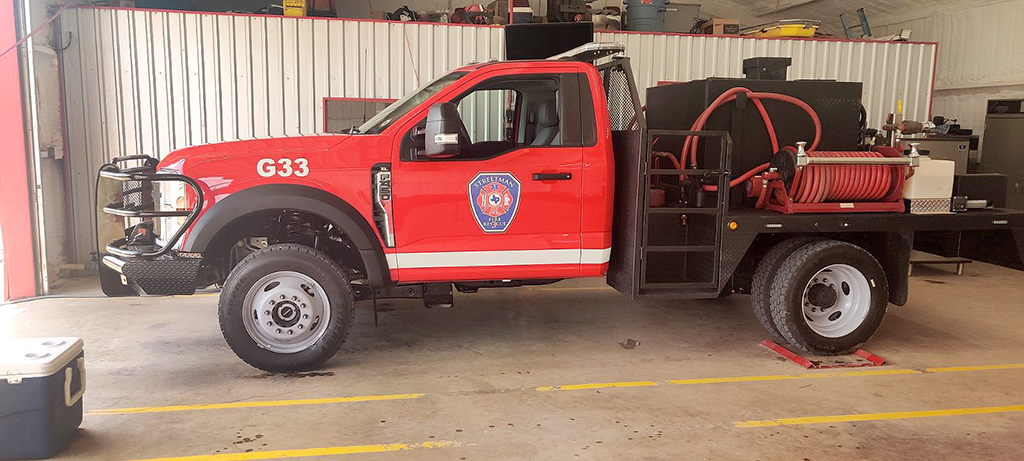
703, 18, 740, 35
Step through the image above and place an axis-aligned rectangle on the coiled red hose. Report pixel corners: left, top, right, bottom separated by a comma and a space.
789, 148, 907, 204
677, 87, 823, 191
661, 87, 907, 207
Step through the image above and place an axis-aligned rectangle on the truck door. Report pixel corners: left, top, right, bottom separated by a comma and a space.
390, 71, 586, 282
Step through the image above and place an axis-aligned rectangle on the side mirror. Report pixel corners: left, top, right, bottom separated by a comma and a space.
424, 102, 465, 158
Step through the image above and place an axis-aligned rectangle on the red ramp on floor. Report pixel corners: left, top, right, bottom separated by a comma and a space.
761, 339, 886, 369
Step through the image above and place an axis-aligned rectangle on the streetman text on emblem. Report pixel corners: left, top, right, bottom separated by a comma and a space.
467, 172, 521, 233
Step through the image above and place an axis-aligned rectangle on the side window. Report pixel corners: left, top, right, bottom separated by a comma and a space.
402, 73, 584, 161
453, 77, 562, 153
457, 89, 518, 143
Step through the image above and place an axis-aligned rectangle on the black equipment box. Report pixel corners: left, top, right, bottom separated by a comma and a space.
646, 78, 864, 181
505, 22, 593, 60
954, 173, 1008, 208
742, 57, 792, 80
1, 338, 85, 459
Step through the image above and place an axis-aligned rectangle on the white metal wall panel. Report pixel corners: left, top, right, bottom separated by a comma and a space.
596, 31, 937, 131
60, 8, 935, 263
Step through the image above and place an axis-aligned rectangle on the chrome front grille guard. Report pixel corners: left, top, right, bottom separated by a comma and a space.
97, 155, 204, 259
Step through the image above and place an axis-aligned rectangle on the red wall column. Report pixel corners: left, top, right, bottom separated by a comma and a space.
0, 0, 36, 300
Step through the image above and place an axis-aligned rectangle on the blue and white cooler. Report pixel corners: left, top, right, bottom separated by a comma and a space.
0, 338, 85, 459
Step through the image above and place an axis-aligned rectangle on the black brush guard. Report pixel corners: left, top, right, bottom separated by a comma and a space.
97, 155, 205, 296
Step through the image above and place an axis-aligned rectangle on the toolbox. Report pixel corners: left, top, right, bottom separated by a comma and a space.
0, 338, 85, 459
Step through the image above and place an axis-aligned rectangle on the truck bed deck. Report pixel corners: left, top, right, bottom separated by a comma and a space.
726, 207, 1024, 275
726, 208, 1024, 233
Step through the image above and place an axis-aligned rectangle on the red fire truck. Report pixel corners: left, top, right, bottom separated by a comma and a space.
98, 44, 1024, 372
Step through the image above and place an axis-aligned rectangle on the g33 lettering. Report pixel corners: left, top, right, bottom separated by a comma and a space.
257, 158, 309, 178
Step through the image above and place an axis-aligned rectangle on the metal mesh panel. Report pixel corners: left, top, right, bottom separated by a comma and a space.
601, 67, 637, 131
121, 180, 154, 212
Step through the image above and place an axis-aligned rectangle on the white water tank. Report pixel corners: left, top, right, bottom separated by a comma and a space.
903, 155, 955, 214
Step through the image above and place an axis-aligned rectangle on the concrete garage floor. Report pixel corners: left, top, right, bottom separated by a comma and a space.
4, 261, 1024, 461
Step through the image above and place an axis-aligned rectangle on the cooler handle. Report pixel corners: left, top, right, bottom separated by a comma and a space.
64, 357, 86, 407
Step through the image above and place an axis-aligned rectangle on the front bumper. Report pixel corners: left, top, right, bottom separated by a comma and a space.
97, 155, 205, 296
100, 254, 203, 296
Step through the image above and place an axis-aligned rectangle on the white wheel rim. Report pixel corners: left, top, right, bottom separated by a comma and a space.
242, 271, 331, 354
801, 264, 871, 338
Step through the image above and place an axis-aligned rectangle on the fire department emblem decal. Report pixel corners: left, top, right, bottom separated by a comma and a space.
468, 172, 521, 233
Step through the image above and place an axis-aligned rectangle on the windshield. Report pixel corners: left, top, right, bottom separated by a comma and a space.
357, 71, 468, 134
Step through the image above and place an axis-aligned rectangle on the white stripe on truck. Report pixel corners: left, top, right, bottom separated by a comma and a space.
384, 248, 611, 269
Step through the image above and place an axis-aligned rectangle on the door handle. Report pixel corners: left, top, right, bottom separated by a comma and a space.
532, 172, 572, 181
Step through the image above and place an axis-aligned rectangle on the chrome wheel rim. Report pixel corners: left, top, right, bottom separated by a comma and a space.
242, 271, 331, 353
801, 264, 871, 338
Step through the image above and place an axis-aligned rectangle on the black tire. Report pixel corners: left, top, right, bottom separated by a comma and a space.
750, 237, 823, 342
219, 243, 355, 372
769, 240, 888, 355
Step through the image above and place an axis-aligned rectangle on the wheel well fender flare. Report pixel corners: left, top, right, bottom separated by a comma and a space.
182, 183, 391, 286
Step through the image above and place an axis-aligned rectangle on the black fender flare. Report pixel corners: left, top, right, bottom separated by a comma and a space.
182, 184, 391, 286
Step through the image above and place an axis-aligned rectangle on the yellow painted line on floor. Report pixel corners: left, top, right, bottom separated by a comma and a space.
90, 363, 1024, 415
537, 381, 657, 391
87, 393, 425, 416
536, 364, 1024, 392
735, 404, 1024, 428
127, 440, 459, 461
926, 363, 1024, 373
541, 369, 920, 391
669, 368, 920, 385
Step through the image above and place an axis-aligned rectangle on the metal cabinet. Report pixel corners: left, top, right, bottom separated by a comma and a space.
979, 113, 1024, 210
915, 136, 973, 175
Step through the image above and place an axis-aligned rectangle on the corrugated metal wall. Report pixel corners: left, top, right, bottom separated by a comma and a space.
58, 7, 937, 262
598, 31, 937, 131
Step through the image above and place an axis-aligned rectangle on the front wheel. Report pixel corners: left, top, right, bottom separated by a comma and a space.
219, 243, 355, 372
769, 240, 888, 355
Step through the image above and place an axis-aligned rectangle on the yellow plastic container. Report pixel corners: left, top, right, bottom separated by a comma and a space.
283, 0, 307, 17
742, 20, 819, 38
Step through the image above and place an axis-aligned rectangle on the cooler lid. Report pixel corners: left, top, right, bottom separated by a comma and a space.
0, 337, 84, 379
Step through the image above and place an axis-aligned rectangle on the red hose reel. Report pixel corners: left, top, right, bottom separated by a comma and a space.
672, 85, 917, 214
747, 144, 915, 214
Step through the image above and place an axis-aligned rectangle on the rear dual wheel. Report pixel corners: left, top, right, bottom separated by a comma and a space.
755, 239, 888, 355
751, 237, 822, 341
